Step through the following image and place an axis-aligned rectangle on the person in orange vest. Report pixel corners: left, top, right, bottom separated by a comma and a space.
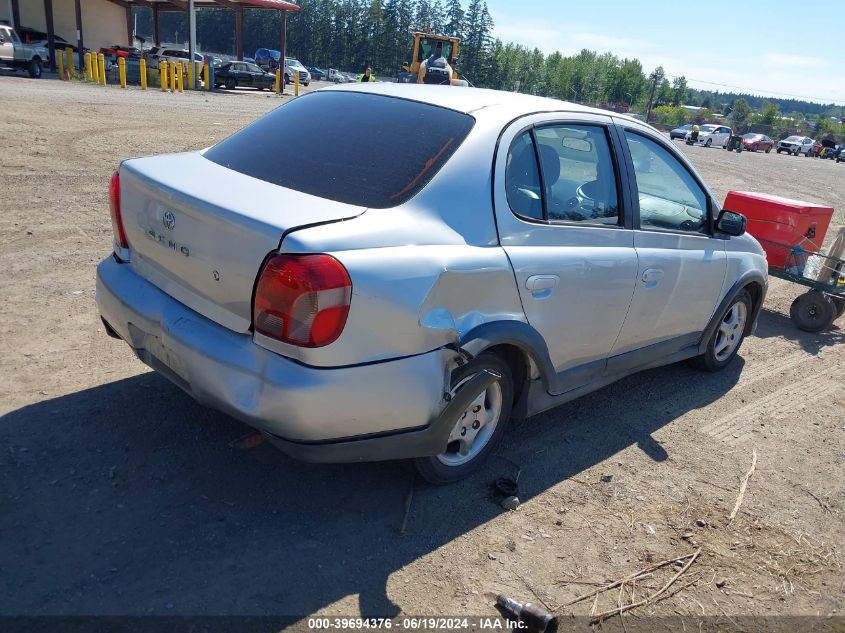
358, 67, 376, 82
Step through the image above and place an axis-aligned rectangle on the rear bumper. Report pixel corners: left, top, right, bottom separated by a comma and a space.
95, 256, 455, 462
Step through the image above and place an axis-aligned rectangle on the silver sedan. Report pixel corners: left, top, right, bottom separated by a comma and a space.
96, 84, 767, 483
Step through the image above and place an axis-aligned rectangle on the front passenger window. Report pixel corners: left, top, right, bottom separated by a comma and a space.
624, 131, 709, 234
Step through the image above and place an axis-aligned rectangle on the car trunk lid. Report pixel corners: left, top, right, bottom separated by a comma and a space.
119, 152, 365, 333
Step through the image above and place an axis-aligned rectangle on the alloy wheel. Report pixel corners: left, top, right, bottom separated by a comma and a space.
714, 302, 747, 362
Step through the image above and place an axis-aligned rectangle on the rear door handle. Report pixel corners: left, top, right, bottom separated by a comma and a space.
641, 268, 664, 286
526, 274, 559, 299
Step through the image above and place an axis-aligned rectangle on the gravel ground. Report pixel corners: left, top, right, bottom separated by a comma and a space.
1, 77, 843, 629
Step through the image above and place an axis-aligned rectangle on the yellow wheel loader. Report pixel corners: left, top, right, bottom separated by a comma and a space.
398, 31, 467, 86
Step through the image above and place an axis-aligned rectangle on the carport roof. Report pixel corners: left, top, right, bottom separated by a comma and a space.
119, 0, 300, 10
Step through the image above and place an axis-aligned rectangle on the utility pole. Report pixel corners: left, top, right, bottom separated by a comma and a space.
188, 0, 196, 73
645, 71, 659, 123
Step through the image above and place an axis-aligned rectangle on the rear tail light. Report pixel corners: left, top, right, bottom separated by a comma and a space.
109, 171, 129, 250
253, 254, 352, 348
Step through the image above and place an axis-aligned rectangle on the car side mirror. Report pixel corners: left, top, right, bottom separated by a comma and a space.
716, 209, 747, 237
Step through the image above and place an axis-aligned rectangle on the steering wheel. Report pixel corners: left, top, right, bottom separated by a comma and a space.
559, 182, 599, 220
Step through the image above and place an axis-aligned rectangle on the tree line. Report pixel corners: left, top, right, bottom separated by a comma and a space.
134, 0, 844, 123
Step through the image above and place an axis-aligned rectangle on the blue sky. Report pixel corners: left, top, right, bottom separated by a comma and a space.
486, 0, 845, 105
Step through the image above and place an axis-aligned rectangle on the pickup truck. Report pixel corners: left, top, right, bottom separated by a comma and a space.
0, 24, 44, 78
326, 68, 351, 83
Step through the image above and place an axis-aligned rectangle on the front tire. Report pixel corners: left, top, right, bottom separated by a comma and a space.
413, 352, 514, 484
225, 77, 236, 90
691, 290, 752, 372
705, 138, 712, 147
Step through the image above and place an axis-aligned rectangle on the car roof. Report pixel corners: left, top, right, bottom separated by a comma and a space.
323, 83, 650, 127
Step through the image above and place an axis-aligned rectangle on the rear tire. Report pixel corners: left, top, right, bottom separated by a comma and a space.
690, 290, 752, 372
765, 148, 771, 153
28, 58, 42, 78
831, 297, 845, 320
790, 291, 836, 332
413, 352, 514, 485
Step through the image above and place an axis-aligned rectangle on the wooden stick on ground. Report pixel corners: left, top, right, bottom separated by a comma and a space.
591, 548, 702, 624
728, 449, 758, 522
561, 551, 697, 609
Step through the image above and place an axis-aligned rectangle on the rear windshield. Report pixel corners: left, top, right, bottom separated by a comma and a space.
204, 91, 475, 208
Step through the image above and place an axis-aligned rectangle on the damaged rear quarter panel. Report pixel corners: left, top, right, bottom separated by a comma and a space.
260, 244, 526, 367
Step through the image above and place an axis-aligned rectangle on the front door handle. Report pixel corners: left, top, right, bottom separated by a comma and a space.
641, 268, 664, 286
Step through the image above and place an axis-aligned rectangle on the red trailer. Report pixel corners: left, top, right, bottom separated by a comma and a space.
724, 191, 843, 331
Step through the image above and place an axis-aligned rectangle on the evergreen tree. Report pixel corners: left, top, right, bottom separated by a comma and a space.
444, 0, 464, 39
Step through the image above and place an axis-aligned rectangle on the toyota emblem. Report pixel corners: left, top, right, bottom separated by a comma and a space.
162, 210, 176, 230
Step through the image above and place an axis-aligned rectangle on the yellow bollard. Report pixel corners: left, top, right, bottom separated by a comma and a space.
203, 62, 210, 91
187, 61, 194, 91
57, 51, 65, 80
176, 62, 183, 93
85, 52, 92, 81
140, 58, 147, 89
170, 60, 176, 92
65, 46, 76, 79
98, 53, 106, 86
294, 71, 299, 96
275, 68, 281, 95
118, 57, 126, 88
91, 53, 99, 83
160, 60, 168, 92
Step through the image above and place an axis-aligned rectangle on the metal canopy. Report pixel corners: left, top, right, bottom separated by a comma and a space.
31, 0, 300, 72
118, 0, 300, 61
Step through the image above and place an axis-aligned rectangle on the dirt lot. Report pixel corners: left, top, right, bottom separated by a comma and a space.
1, 77, 843, 629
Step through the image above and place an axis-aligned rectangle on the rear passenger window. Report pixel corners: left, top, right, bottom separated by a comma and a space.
504, 124, 620, 225
534, 125, 619, 224
624, 131, 709, 234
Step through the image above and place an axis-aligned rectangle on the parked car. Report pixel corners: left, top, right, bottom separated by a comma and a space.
96, 85, 767, 483
243, 56, 256, 64
685, 124, 732, 148
776, 135, 815, 156
740, 133, 774, 153
307, 66, 325, 80
837, 148, 845, 163
669, 124, 692, 140
214, 61, 275, 90
160, 48, 205, 66
284, 58, 310, 86
0, 24, 43, 77
100, 45, 142, 59
819, 139, 840, 159
254, 47, 280, 71
327, 68, 351, 83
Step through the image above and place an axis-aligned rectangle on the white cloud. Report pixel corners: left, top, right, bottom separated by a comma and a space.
764, 53, 828, 69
